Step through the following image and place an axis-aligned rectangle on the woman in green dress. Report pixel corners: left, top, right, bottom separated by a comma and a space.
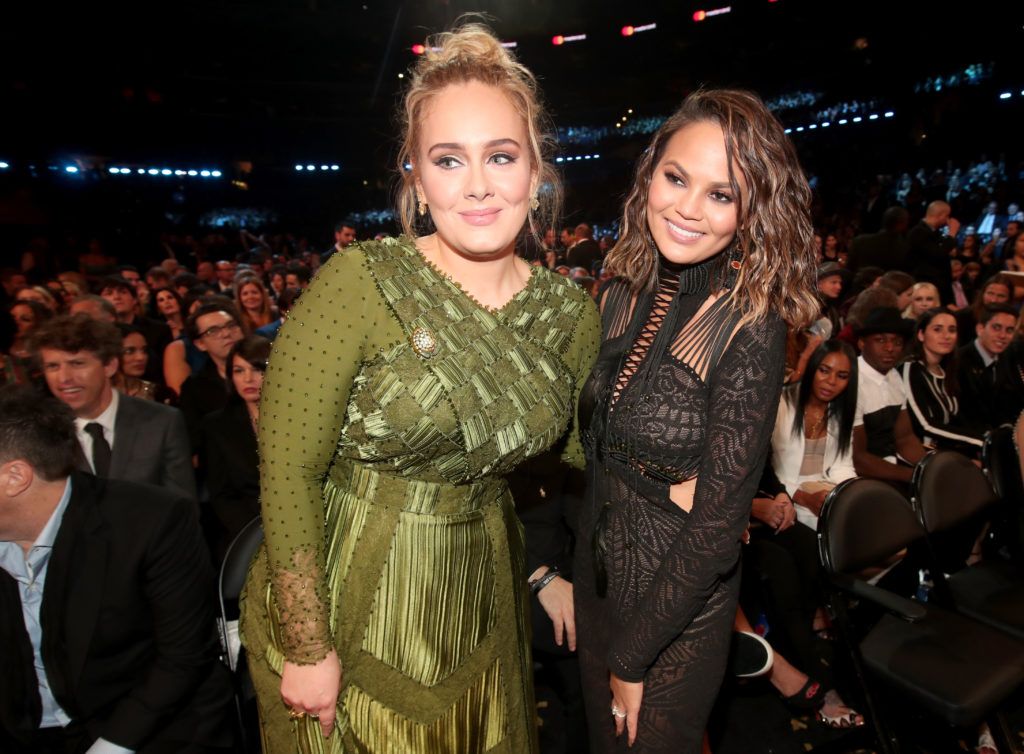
240, 23, 600, 754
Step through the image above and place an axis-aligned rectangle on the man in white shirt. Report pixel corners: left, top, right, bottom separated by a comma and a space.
29, 315, 195, 499
852, 307, 926, 488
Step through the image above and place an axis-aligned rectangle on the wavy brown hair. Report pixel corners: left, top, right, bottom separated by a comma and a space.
395, 22, 561, 247
605, 89, 819, 328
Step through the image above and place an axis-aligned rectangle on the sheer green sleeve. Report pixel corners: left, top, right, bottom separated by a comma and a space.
561, 291, 601, 470
257, 249, 376, 664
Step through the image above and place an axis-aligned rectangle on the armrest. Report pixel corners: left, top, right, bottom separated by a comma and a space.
831, 573, 927, 622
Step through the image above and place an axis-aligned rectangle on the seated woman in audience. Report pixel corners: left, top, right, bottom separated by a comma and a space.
791, 264, 845, 383
154, 287, 186, 338
201, 335, 269, 556
112, 323, 173, 402
768, 339, 858, 529
903, 281, 941, 320
900, 309, 982, 454
162, 290, 212, 394
1004, 233, 1024, 301
7, 300, 53, 360
235, 275, 276, 331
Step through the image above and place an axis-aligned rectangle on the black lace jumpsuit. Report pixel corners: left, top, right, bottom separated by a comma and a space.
573, 258, 786, 753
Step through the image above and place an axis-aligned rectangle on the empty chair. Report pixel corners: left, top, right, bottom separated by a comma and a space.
910, 450, 1024, 640
818, 477, 1024, 753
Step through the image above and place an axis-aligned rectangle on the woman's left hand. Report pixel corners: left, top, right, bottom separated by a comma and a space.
610, 672, 644, 746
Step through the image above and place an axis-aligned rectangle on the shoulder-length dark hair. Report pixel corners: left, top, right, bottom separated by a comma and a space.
604, 88, 819, 329
909, 308, 961, 397
225, 335, 272, 402
790, 339, 858, 456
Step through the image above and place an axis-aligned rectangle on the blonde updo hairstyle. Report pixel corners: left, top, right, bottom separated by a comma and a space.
396, 22, 561, 247
605, 88, 819, 329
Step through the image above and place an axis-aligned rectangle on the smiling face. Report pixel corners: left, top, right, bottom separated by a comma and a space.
645, 121, 743, 267
918, 312, 958, 359
39, 348, 117, 419
415, 81, 535, 260
239, 282, 264, 312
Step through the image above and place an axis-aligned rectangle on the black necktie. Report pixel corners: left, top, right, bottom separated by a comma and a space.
84, 422, 111, 477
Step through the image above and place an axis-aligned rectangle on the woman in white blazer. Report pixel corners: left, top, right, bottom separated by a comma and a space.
768, 340, 858, 530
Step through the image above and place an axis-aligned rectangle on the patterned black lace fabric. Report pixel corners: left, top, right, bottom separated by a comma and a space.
573, 257, 786, 753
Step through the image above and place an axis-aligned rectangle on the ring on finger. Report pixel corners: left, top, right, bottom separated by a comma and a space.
287, 707, 306, 720
611, 705, 627, 718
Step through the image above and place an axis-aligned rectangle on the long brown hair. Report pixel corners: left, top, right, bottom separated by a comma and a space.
605, 89, 819, 328
395, 22, 561, 247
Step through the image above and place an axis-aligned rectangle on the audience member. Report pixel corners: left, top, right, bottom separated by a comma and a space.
900, 309, 982, 453
7, 301, 52, 360
957, 304, 1024, 430
98, 277, 172, 382
179, 302, 245, 450
144, 266, 171, 292
234, 276, 276, 331
0, 384, 231, 753
908, 200, 958, 304
904, 281, 941, 320
200, 336, 270, 555
16, 286, 59, 314
565, 223, 602, 271
955, 275, 1012, 346
284, 265, 312, 290
213, 260, 236, 295
836, 286, 897, 346
847, 206, 910, 273
112, 323, 170, 403
68, 295, 117, 323
255, 287, 300, 341
322, 220, 357, 262
154, 286, 186, 338
29, 314, 195, 498
852, 307, 926, 487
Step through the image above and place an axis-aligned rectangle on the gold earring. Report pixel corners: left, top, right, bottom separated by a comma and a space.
530, 195, 539, 211
417, 199, 427, 217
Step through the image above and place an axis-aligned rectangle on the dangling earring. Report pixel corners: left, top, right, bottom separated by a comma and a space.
729, 240, 743, 271
417, 199, 427, 217
529, 195, 539, 211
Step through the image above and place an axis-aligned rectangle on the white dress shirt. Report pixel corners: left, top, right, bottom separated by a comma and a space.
74, 390, 119, 474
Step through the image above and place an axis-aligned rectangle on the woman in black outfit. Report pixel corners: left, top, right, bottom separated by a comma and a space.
200, 334, 270, 558
573, 90, 819, 753
900, 308, 982, 454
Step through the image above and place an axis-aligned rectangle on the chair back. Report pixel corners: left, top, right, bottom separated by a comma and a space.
818, 477, 924, 575
911, 450, 998, 533
983, 424, 1023, 504
220, 517, 264, 603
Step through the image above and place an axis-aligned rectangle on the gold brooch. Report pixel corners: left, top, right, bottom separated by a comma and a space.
410, 327, 438, 359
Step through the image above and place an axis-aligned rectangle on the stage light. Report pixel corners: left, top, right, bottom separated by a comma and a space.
594, 154, 600, 159
795, 126, 804, 132
397, 73, 404, 79
838, 119, 848, 125
211, 170, 222, 177
552, 35, 564, 45
999, 92, 1012, 99
330, 165, 340, 171
628, 109, 633, 114
621, 25, 634, 36
320, 165, 329, 171
109, 167, 120, 174
852, 116, 863, 123
500, 41, 517, 49
188, 170, 198, 176
0, 162, 9, 169
138, 169, 146, 174
552, 33, 586, 45
556, 157, 564, 163
411, 43, 426, 55
305, 164, 315, 171
64, 166, 79, 173
869, 113, 879, 120
884, 111, 894, 118
622, 22, 656, 36
821, 122, 830, 127
784, 128, 792, 134
694, 10, 707, 21
295, 165, 304, 171
200, 170, 211, 177
808, 124, 817, 129
174, 169, 185, 176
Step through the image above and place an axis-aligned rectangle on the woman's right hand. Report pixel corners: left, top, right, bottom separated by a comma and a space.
281, 650, 342, 738
536, 574, 576, 651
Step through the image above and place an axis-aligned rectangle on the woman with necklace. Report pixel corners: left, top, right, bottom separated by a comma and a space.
900, 308, 982, 454
573, 89, 819, 752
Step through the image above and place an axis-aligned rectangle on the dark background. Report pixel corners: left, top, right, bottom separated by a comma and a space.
2, 0, 1023, 256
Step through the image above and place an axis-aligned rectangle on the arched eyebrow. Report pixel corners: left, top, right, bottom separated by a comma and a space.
662, 160, 732, 190
427, 138, 522, 154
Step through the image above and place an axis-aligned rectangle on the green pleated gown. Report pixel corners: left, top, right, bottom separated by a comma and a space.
239, 237, 600, 753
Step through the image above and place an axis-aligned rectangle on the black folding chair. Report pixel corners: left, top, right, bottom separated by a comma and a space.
983, 424, 1024, 562
818, 477, 1024, 753
218, 516, 265, 754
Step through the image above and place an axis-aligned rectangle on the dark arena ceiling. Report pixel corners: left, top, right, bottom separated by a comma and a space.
1, 0, 1022, 232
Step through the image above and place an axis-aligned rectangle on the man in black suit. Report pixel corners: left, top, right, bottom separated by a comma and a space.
0, 385, 232, 753
30, 314, 195, 499
907, 200, 959, 305
566, 223, 602, 274
847, 206, 910, 273
957, 304, 1024, 431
